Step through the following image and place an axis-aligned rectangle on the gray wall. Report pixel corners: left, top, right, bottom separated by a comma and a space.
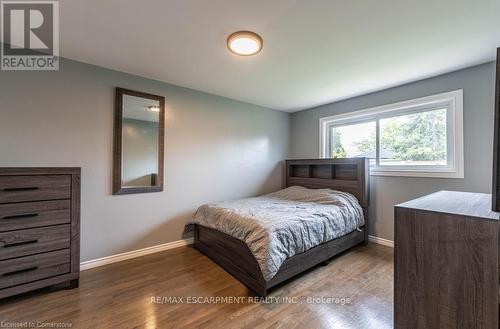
291, 62, 496, 240
122, 119, 159, 186
0, 58, 494, 255
0, 59, 290, 262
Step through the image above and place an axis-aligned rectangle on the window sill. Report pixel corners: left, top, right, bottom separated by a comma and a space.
370, 169, 464, 179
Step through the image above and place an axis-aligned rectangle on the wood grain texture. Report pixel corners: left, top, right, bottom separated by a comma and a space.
0, 225, 70, 260
113, 87, 165, 195
0, 249, 70, 289
195, 226, 267, 296
395, 192, 499, 329
0, 244, 393, 329
0, 175, 71, 204
195, 226, 365, 296
0, 200, 70, 232
493, 48, 500, 211
0, 168, 80, 176
0, 168, 80, 299
285, 158, 369, 208
195, 224, 367, 297
70, 173, 80, 275
397, 190, 500, 221
267, 228, 365, 288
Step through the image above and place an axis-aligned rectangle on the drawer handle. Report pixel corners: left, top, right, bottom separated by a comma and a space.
3, 239, 38, 248
2, 266, 38, 277
3, 187, 39, 192
2, 213, 39, 220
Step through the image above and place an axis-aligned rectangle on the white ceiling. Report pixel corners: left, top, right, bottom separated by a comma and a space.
61, 0, 500, 112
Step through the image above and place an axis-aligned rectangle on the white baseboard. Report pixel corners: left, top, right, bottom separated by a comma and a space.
369, 235, 394, 248
81, 234, 391, 271
80, 238, 194, 271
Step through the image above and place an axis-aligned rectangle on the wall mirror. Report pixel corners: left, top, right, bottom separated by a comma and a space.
113, 87, 165, 195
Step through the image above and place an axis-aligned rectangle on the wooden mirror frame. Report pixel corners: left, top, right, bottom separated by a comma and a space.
113, 87, 165, 195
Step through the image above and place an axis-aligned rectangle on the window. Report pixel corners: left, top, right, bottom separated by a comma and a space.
320, 90, 464, 178
330, 121, 377, 165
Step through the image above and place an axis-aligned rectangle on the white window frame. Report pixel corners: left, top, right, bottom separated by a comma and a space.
319, 90, 464, 178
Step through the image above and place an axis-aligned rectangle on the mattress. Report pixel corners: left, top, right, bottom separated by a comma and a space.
187, 186, 364, 281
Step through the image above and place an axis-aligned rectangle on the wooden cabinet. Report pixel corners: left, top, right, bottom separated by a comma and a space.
395, 191, 499, 329
0, 168, 80, 299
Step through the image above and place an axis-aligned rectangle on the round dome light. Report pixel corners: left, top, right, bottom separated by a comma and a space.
227, 31, 263, 56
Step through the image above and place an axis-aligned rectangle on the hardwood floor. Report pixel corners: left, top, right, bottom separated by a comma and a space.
0, 244, 393, 329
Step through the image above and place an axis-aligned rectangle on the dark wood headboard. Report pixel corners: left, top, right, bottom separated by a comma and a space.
285, 158, 370, 208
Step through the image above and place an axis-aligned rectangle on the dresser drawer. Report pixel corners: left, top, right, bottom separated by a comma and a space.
0, 200, 71, 232
0, 175, 71, 204
0, 225, 70, 260
0, 249, 70, 289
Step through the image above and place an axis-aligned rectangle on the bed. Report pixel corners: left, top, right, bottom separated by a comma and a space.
190, 158, 369, 296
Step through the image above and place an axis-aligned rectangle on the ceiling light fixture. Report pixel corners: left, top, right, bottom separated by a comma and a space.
146, 105, 160, 113
227, 31, 263, 56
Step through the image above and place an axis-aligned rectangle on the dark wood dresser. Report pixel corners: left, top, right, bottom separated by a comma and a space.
0, 168, 80, 299
395, 191, 499, 329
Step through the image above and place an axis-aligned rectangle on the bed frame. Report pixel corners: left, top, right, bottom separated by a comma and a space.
193, 158, 370, 296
